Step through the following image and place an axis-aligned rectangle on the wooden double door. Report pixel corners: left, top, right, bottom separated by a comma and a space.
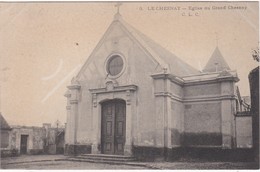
101, 99, 126, 155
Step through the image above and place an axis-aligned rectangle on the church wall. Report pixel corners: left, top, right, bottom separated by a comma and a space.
170, 81, 183, 98
76, 85, 93, 144
171, 100, 184, 147
130, 44, 158, 147
184, 83, 221, 97
183, 102, 222, 146
183, 83, 222, 147
65, 95, 74, 145
168, 81, 184, 147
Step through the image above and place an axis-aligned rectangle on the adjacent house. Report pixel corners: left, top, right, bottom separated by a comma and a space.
0, 114, 65, 157
0, 113, 12, 157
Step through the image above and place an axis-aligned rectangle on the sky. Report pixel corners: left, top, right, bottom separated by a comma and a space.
0, 2, 259, 126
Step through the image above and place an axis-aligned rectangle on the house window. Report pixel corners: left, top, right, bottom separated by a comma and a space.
107, 55, 124, 76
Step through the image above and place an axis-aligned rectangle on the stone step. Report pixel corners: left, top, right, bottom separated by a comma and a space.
72, 156, 136, 162
80, 154, 134, 159
66, 158, 147, 168
70, 154, 136, 162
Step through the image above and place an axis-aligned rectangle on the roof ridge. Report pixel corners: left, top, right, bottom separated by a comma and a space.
118, 18, 169, 71
0, 113, 11, 129
118, 18, 199, 76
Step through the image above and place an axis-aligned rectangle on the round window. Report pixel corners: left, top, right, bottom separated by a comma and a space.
107, 55, 124, 76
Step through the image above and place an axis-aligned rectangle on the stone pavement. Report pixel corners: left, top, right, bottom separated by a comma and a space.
0, 155, 66, 165
1, 155, 258, 170
0, 155, 146, 170
145, 161, 258, 169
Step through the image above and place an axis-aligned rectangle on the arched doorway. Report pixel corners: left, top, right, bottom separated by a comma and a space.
101, 99, 126, 155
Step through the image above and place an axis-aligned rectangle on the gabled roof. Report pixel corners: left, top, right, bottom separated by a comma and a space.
76, 14, 199, 79
115, 15, 200, 76
203, 47, 231, 72
0, 113, 11, 130
120, 19, 199, 76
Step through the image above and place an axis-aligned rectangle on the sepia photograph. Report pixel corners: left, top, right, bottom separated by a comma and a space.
0, 1, 259, 170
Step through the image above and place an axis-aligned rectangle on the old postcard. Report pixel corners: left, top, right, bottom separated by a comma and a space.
0, 1, 259, 170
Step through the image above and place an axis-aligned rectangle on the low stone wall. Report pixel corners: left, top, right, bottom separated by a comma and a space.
0, 149, 18, 158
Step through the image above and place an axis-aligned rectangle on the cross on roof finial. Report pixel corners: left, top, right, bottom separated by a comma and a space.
115, 2, 122, 14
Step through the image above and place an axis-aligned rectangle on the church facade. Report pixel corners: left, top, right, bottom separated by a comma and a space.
64, 13, 252, 160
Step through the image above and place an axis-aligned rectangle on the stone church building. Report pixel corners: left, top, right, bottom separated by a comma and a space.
64, 12, 252, 160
